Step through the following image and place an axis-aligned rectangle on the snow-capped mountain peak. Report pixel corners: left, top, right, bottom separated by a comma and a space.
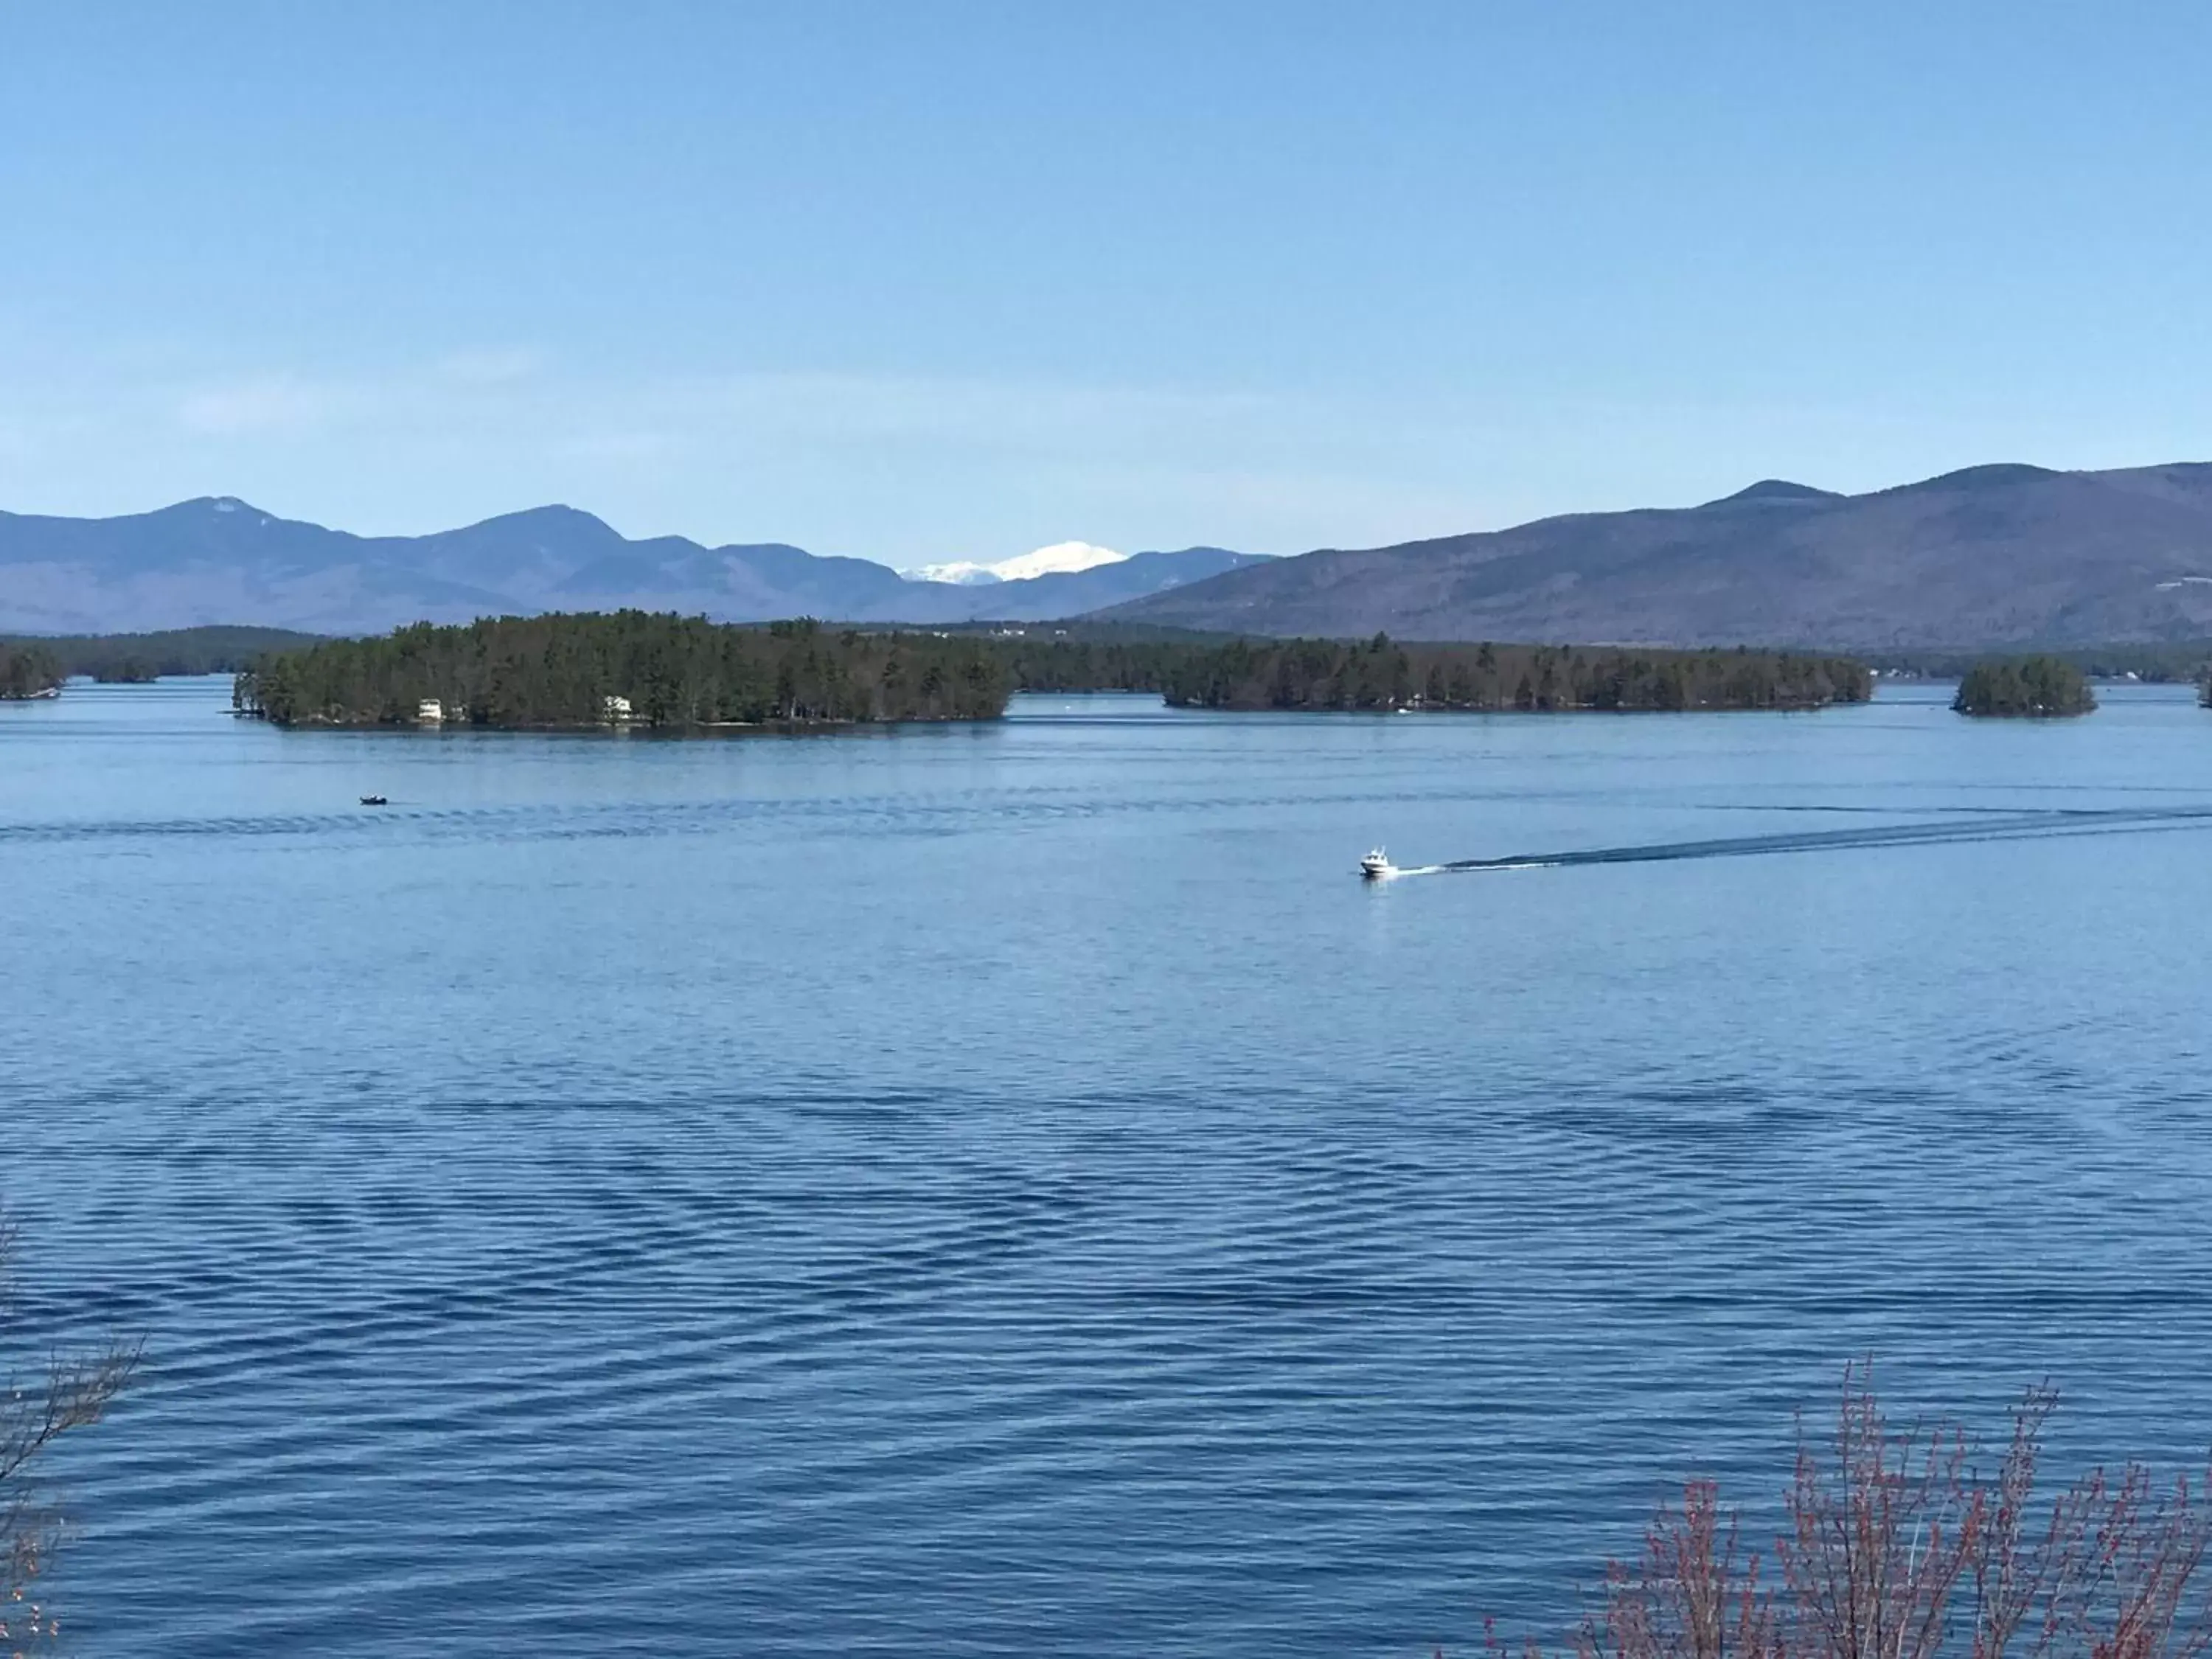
905, 540, 1127, 586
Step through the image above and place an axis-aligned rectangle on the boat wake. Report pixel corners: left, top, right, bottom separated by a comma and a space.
1384, 804, 2212, 877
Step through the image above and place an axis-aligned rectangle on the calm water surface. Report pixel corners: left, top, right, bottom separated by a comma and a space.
5, 678, 2212, 1657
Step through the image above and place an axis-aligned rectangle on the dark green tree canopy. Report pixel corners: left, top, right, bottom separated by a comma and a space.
1953, 655, 2096, 717
2, 626, 323, 683
236, 612, 1012, 728
0, 642, 62, 700
1121, 636, 1870, 713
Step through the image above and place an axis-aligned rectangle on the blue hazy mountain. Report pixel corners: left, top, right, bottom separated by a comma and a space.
21, 464, 2212, 647
0, 498, 1267, 633
1099, 461, 2212, 648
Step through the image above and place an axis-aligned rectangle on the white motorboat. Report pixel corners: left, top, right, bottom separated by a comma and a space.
1360, 847, 1396, 880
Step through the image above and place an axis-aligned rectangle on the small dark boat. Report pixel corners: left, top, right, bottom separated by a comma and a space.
359, 794, 389, 807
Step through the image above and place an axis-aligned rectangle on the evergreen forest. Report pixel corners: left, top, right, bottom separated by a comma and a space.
1134, 634, 1871, 712
995, 635, 1228, 694
234, 618, 1874, 726
234, 613, 1012, 727
2, 626, 324, 683
1866, 641, 2212, 684
1953, 655, 2097, 717
0, 641, 63, 698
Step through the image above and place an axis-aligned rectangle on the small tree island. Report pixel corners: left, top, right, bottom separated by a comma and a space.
1953, 655, 2097, 717
0, 641, 63, 700
1150, 634, 1872, 712
235, 613, 1012, 728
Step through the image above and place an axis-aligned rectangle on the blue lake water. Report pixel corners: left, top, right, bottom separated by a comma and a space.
5, 677, 2212, 1658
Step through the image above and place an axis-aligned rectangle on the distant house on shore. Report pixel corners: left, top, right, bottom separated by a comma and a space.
602, 695, 633, 723
417, 698, 444, 724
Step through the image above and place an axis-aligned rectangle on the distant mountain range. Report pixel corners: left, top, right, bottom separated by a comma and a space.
0, 498, 1268, 635
1102, 462, 2212, 648
13, 461, 2212, 647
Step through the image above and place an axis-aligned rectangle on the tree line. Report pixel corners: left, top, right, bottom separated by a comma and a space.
0, 642, 62, 699
234, 612, 1012, 727
1868, 641, 2212, 684
1111, 633, 1872, 712
2, 626, 322, 684
237, 622, 1875, 723
994, 635, 1228, 694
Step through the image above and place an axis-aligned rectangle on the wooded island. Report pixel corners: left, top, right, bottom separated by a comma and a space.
0, 642, 62, 700
1, 626, 321, 684
232, 616, 1876, 728
234, 613, 1011, 727
1953, 655, 2097, 717
1133, 634, 1872, 712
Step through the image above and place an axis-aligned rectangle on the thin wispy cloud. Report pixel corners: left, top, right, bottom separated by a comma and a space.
0, 349, 1756, 552
435, 347, 545, 387
554, 428, 679, 463
15, 343, 2171, 560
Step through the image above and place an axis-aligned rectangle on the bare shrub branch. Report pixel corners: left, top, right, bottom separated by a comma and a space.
1486, 1366, 2212, 1659
0, 1211, 138, 1650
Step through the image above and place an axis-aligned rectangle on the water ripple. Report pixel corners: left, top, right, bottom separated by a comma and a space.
7, 685, 2212, 1658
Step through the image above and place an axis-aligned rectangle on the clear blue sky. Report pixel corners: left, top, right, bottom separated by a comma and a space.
4, 1, 2208, 565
